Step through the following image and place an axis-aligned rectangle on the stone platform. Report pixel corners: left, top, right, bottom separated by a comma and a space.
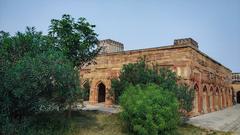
188, 104, 240, 133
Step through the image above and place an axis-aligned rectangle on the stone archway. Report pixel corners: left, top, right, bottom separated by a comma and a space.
237, 91, 240, 103
98, 83, 106, 103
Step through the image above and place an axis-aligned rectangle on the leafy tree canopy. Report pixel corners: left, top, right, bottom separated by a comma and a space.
0, 27, 50, 64
3, 49, 80, 116
48, 14, 100, 68
0, 27, 50, 92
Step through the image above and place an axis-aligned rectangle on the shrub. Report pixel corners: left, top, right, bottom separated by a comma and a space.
112, 59, 194, 112
120, 84, 180, 135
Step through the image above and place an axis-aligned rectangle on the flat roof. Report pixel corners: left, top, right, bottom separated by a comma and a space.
98, 44, 231, 72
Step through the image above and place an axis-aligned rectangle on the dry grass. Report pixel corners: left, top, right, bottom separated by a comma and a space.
31, 110, 233, 135
64, 111, 233, 135
65, 111, 128, 135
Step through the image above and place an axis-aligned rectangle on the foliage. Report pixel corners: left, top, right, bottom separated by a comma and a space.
1, 14, 101, 133
0, 26, 85, 134
48, 14, 100, 68
0, 27, 50, 64
1, 50, 81, 134
0, 27, 50, 92
112, 59, 195, 112
120, 84, 180, 135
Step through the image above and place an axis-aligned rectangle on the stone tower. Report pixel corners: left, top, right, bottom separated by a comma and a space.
174, 38, 199, 49
98, 39, 124, 54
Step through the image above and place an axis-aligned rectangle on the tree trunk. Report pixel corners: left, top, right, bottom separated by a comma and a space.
68, 103, 72, 118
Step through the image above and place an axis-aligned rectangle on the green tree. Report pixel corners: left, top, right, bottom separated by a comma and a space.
48, 14, 101, 115
48, 14, 100, 68
1, 50, 81, 134
0, 27, 49, 86
0, 28, 51, 115
0, 27, 82, 134
112, 59, 194, 112
120, 84, 180, 135
0, 27, 50, 64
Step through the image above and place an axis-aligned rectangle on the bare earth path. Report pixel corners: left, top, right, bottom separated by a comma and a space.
187, 104, 240, 134
78, 101, 121, 113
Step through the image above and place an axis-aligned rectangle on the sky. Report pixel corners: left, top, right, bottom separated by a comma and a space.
0, 0, 239, 72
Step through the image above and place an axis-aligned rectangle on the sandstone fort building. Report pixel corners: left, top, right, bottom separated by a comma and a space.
80, 38, 235, 116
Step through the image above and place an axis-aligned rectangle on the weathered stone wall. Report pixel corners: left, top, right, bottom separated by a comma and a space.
80, 38, 232, 116
189, 48, 232, 115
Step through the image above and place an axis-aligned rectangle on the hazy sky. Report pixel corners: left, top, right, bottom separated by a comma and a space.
0, 0, 239, 72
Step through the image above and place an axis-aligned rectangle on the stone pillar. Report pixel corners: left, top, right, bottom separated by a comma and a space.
89, 82, 97, 105
104, 80, 113, 107
223, 89, 226, 108
194, 92, 199, 113
222, 91, 225, 108
198, 90, 203, 113
211, 89, 215, 112
218, 94, 221, 109
214, 89, 219, 111
202, 86, 208, 113
229, 90, 233, 106
226, 90, 229, 107
202, 93, 207, 113
219, 93, 222, 109
207, 94, 211, 112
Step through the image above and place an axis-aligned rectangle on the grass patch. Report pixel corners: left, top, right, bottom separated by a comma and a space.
25, 111, 233, 135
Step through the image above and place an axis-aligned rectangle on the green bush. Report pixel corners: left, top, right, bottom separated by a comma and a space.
120, 84, 180, 135
112, 59, 194, 112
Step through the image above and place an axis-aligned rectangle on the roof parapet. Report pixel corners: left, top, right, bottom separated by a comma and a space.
174, 38, 199, 49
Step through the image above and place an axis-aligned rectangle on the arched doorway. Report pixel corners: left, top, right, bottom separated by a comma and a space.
237, 91, 240, 103
98, 83, 106, 103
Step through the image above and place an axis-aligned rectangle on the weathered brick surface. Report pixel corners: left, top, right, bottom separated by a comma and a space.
80, 38, 233, 116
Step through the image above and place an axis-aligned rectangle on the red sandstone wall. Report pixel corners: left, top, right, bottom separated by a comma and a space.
80, 44, 232, 115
